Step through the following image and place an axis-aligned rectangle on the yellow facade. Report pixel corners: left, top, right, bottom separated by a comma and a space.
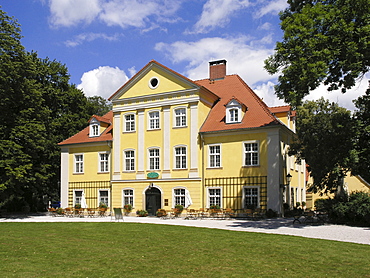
60, 60, 306, 216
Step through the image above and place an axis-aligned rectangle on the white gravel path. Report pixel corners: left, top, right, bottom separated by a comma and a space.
1, 214, 369, 245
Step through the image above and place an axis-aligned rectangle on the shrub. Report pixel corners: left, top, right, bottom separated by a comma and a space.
136, 210, 148, 217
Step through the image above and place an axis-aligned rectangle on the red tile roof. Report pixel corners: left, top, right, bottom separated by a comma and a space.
269, 105, 291, 114
196, 75, 281, 133
58, 111, 113, 146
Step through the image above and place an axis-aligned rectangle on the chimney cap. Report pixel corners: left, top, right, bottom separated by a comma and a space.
209, 60, 227, 66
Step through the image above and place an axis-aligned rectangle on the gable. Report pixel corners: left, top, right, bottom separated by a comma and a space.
109, 61, 200, 101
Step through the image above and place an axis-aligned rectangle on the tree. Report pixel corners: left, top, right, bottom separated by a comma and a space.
265, 0, 370, 107
86, 96, 112, 116
289, 98, 357, 193
352, 85, 370, 182
0, 9, 92, 211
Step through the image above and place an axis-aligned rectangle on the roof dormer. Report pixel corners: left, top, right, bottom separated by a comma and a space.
89, 118, 100, 137
225, 97, 246, 124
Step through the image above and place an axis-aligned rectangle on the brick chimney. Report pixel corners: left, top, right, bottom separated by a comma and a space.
209, 60, 227, 80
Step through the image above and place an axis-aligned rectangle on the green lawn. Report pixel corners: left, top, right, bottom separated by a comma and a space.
0, 223, 369, 277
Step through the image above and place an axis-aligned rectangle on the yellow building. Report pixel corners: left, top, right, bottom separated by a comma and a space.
59, 60, 306, 215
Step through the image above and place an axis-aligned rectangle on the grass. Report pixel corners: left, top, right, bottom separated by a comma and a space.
0, 223, 369, 277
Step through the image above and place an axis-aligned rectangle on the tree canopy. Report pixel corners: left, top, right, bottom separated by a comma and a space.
289, 98, 357, 193
265, 0, 370, 107
0, 9, 112, 211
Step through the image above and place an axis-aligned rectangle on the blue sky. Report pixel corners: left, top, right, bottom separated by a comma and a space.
1, 0, 368, 110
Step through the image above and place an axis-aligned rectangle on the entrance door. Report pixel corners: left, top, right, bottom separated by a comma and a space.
145, 187, 161, 216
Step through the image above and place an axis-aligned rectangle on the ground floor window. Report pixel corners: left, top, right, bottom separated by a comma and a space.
174, 188, 185, 206
208, 188, 221, 207
123, 189, 134, 206
74, 190, 83, 206
99, 190, 109, 207
244, 187, 259, 209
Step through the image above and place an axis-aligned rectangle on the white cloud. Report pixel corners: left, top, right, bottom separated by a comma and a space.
48, 0, 101, 27
253, 81, 286, 107
155, 36, 274, 85
255, 0, 288, 18
64, 32, 122, 47
77, 66, 129, 99
190, 0, 251, 34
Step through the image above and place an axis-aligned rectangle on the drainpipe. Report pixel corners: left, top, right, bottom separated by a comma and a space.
200, 133, 205, 209
108, 140, 113, 218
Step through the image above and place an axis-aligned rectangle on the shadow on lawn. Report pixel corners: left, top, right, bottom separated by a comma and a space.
226, 218, 326, 230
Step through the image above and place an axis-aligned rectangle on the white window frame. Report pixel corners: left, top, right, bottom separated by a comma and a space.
174, 107, 187, 127
124, 113, 135, 132
98, 152, 109, 173
148, 147, 160, 170
174, 145, 187, 169
89, 118, 100, 137
74, 154, 84, 174
173, 188, 186, 207
207, 187, 222, 208
123, 149, 135, 172
98, 189, 110, 207
208, 144, 221, 168
122, 188, 134, 207
74, 189, 83, 207
148, 110, 160, 130
226, 100, 242, 124
243, 186, 260, 209
243, 140, 259, 166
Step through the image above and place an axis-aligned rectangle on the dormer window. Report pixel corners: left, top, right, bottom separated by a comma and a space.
225, 99, 243, 124
89, 118, 100, 137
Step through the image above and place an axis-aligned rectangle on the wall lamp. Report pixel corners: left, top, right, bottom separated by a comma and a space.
148, 183, 154, 189
280, 173, 292, 189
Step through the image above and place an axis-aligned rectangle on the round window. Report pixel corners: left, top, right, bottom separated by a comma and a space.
149, 77, 159, 89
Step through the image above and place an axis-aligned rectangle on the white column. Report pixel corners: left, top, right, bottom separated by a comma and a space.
113, 113, 121, 180
60, 148, 69, 208
136, 109, 145, 179
189, 103, 199, 178
162, 106, 171, 178
267, 129, 281, 213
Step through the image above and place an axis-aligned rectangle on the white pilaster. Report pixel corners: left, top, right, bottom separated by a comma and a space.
113, 113, 121, 180
137, 109, 145, 179
267, 129, 282, 213
162, 106, 171, 178
60, 148, 69, 208
189, 103, 199, 178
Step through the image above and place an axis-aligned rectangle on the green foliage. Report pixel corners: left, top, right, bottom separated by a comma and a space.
0, 8, 109, 212
315, 192, 370, 226
136, 210, 148, 217
289, 98, 357, 193
265, 0, 370, 107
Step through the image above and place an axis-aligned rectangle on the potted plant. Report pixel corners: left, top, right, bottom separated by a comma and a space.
74, 203, 81, 209
209, 204, 221, 216
156, 209, 167, 217
136, 210, 148, 217
301, 201, 306, 210
174, 204, 184, 217
123, 204, 133, 216
98, 202, 108, 216
296, 202, 301, 209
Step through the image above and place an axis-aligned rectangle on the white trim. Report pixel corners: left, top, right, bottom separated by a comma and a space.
60, 148, 69, 208
189, 103, 198, 177
267, 129, 281, 213
148, 76, 160, 89
173, 145, 187, 169
98, 151, 110, 173
163, 106, 171, 178
226, 100, 242, 124
207, 187, 223, 208
147, 109, 160, 130
173, 106, 187, 128
242, 186, 260, 209
208, 144, 222, 168
122, 188, 134, 207
123, 112, 136, 132
137, 110, 145, 179
123, 149, 135, 172
98, 189, 110, 208
74, 153, 84, 174
111, 177, 202, 183
243, 140, 260, 166
113, 113, 121, 179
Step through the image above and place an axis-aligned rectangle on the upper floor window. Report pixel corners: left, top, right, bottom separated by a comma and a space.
124, 150, 135, 171
124, 114, 135, 132
174, 146, 187, 169
148, 111, 160, 130
174, 108, 186, 127
209, 145, 221, 168
244, 141, 259, 166
74, 154, 83, 173
99, 153, 109, 173
225, 99, 243, 124
148, 148, 160, 170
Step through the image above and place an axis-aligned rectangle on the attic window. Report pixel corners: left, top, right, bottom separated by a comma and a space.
226, 99, 242, 124
89, 119, 100, 137
149, 77, 159, 89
